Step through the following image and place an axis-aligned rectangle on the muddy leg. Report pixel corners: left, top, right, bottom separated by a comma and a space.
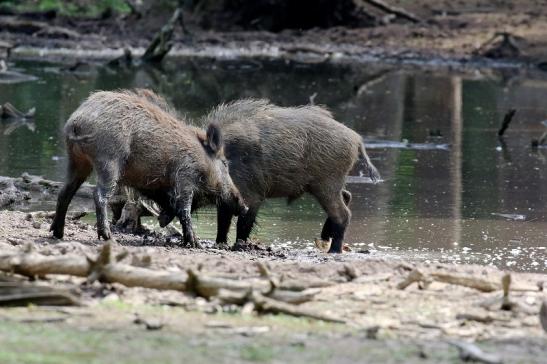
216, 203, 233, 244
50, 157, 92, 239
174, 191, 199, 247
94, 160, 120, 240
236, 205, 259, 242
313, 187, 351, 253
320, 189, 352, 241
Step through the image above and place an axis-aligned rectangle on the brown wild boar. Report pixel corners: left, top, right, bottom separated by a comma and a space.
50, 89, 247, 246
159, 99, 380, 253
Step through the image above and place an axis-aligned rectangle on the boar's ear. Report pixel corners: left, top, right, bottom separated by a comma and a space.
204, 123, 223, 155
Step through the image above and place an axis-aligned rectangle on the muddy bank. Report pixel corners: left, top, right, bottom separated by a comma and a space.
2, 1, 547, 71
1, 210, 546, 356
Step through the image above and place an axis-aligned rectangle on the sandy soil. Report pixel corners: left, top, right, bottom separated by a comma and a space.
0, 210, 546, 362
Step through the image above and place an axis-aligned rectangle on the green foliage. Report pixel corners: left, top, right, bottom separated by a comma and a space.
0, 0, 131, 18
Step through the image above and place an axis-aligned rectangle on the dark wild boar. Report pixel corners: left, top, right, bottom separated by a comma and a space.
50, 89, 247, 246
156, 99, 380, 253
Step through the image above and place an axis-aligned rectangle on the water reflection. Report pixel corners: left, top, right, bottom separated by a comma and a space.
0, 59, 545, 271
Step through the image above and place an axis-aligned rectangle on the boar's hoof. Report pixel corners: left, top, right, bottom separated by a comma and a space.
189, 239, 203, 249
97, 226, 112, 240
314, 238, 332, 253
49, 222, 64, 239
327, 243, 343, 254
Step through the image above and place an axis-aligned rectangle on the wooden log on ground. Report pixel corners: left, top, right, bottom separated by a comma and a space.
0, 242, 187, 291
357, 0, 421, 23
0, 173, 95, 199
0, 279, 79, 306
430, 272, 500, 292
398, 269, 502, 292
187, 268, 272, 298
251, 291, 346, 324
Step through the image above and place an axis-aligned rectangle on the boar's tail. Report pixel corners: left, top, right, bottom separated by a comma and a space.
65, 124, 94, 144
358, 143, 381, 183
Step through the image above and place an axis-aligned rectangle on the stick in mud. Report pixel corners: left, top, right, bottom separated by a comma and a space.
141, 7, 182, 63
357, 0, 421, 23
497, 109, 516, 137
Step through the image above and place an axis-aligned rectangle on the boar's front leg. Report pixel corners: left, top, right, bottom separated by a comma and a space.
216, 203, 234, 244
235, 205, 260, 242
173, 190, 200, 248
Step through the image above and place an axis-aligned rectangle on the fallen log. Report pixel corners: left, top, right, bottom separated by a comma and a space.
0, 173, 95, 200
0, 178, 30, 208
398, 269, 500, 292
430, 272, 500, 293
356, 0, 421, 23
251, 291, 346, 324
0, 275, 79, 306
0, 243, 188, 291
448, 341, 502, 364
0, 243, 336, 321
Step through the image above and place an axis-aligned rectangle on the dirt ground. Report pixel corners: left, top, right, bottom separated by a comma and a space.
0, 210, 546, 363
3, 1, 547, 68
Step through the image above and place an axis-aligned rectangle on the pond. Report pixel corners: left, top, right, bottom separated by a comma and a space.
0, 59, 546, 272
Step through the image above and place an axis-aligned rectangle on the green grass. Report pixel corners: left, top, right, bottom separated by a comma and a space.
0, 0, 131, 18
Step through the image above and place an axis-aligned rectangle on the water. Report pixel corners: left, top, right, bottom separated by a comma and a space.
0, 59, 546, 272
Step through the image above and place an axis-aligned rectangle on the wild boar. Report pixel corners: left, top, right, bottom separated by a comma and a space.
203, 99, 380, 253
50, 89, 247, 246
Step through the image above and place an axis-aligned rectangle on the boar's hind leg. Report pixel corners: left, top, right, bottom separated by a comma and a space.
320, 189, 352, 241
93, 160, 121, 240
216, 203, 233, 244
313, 188, 351, 254
50, 155, 92, 239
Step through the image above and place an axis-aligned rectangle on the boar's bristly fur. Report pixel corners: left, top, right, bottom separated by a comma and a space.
202, 99, 380, 253
50, 89, 246, 246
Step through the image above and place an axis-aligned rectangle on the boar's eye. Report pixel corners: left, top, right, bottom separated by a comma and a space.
221, 159, 228, 167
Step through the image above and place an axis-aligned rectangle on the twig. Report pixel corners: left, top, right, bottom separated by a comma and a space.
448, 341, 502, 364
398, 269, 501, 292
251, 291, 345, 324
498, 109, 516, 137
358, 0, 421, 23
